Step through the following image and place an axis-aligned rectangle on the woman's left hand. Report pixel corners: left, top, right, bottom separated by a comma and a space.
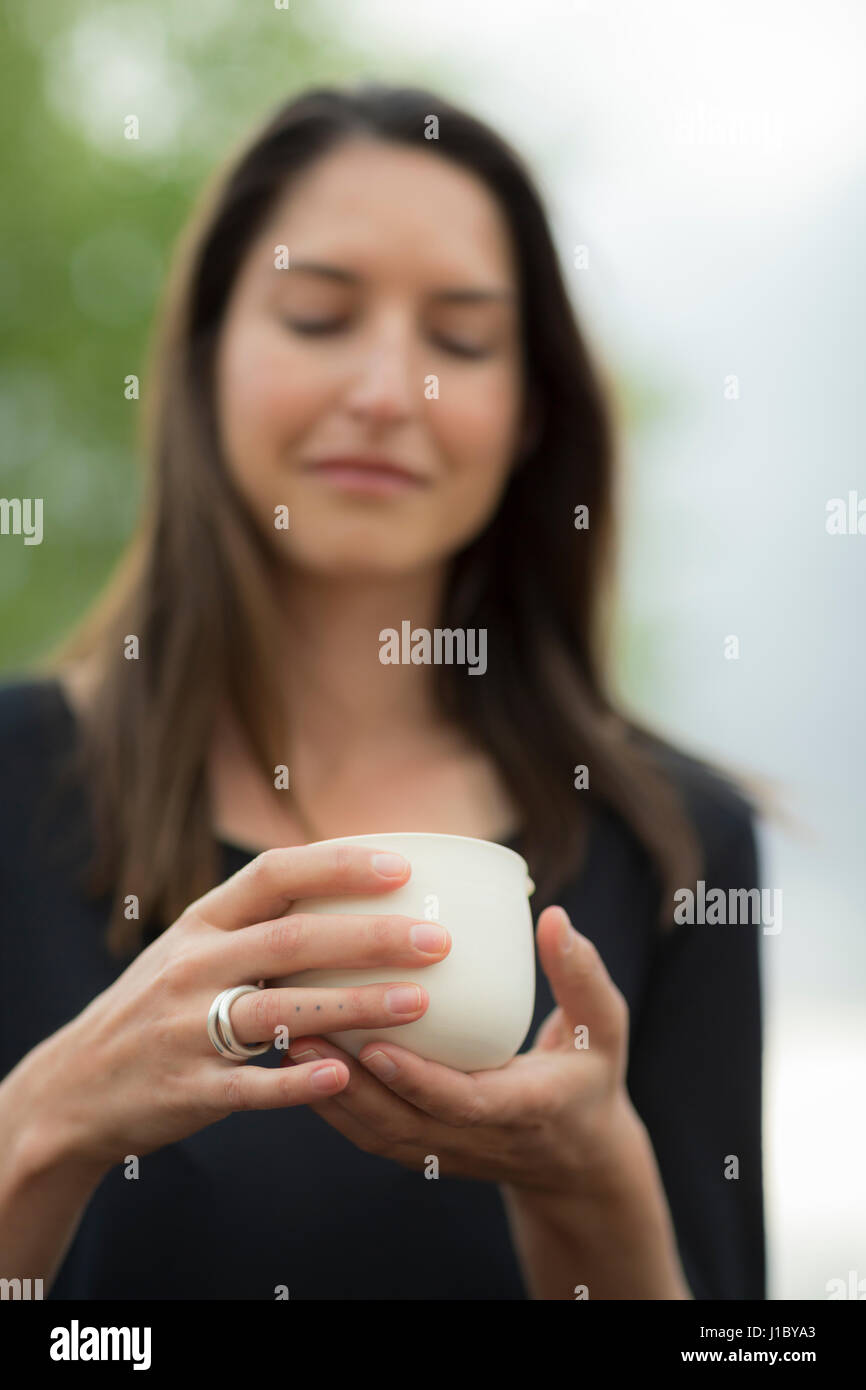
283, 904, 635, 1195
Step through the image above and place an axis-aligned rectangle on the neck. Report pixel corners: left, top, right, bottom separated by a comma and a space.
277, 563, 452, 752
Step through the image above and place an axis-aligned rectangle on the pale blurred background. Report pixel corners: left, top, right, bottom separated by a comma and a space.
2, 0, 863, 1300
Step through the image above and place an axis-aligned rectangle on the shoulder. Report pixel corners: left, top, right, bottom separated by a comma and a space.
0, 676, 77, 790
0, 674, 90, 872
633, 727, 761, 879
0, 674, 69, 745
641, 732, 756, 837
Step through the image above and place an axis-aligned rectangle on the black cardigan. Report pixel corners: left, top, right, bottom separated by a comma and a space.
0, 677, 765, 1299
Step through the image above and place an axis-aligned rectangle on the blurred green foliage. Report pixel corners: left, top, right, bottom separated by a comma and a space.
0, 0, 383, 670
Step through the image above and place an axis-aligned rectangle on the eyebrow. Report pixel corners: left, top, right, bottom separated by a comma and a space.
274, 260, 514, 303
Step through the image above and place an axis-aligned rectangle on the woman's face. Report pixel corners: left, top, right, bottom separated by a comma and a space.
214, 136, 527, 578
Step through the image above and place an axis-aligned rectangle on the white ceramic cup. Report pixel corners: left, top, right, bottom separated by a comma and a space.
275, 832, 536, 1072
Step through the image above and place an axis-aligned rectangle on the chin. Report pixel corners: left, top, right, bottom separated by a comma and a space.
281, 542, 439, 581
277, 511, 447, 574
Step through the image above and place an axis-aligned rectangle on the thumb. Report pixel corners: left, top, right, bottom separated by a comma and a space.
536, 905, 628, 1056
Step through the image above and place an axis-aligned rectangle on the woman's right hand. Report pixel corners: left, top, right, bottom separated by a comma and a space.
16, 842, 450, 1171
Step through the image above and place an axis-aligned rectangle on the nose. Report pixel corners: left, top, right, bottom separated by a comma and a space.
342, 322, 416, 426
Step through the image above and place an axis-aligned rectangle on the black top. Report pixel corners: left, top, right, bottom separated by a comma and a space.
0, 677, 766, 1300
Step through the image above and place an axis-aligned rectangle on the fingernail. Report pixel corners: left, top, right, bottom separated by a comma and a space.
310, 1065, 342, 1092
385, 985, 422, 1013
559, 909, 576, 953
410, 922, 448, 954
372, 852, 408, 877
362, 1050, 398, 1080
291, 1047, 321, 1062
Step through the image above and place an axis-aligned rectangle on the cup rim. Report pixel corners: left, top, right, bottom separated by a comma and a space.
307, 830, 534, 892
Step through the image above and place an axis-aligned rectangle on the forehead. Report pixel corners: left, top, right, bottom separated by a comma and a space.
245, 137, 518, 288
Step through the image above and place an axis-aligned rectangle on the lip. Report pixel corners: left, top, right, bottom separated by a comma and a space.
302, 456, 431, 497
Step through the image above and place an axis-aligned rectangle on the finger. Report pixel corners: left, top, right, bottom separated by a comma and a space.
189, 842, 411, 930
536, 906, 628, 1054
202, 1054, 351, 1110
531, 1006, 566, 1052
217, 912, 450, 979
292, 1034, 559, 1127
360, 1042, 567, 1125
294, 1087, 386, 1153
284, 1033, 441, 1136
227, 981, 430, 1047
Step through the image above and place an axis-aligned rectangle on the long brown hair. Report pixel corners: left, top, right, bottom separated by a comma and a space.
39, 82, 734, 958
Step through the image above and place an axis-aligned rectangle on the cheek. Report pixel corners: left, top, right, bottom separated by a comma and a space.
217, 323, 327, 465
431, 363, 522, 492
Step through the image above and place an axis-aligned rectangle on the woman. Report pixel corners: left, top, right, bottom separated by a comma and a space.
0, 84, 765, 1300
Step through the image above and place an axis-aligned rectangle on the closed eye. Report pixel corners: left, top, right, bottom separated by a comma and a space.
281, 317, 348, 335
280, 317, 492, 359
431, 335, 492, 360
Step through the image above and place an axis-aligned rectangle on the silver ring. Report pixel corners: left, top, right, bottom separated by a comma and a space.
207, 985, 272, 1060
